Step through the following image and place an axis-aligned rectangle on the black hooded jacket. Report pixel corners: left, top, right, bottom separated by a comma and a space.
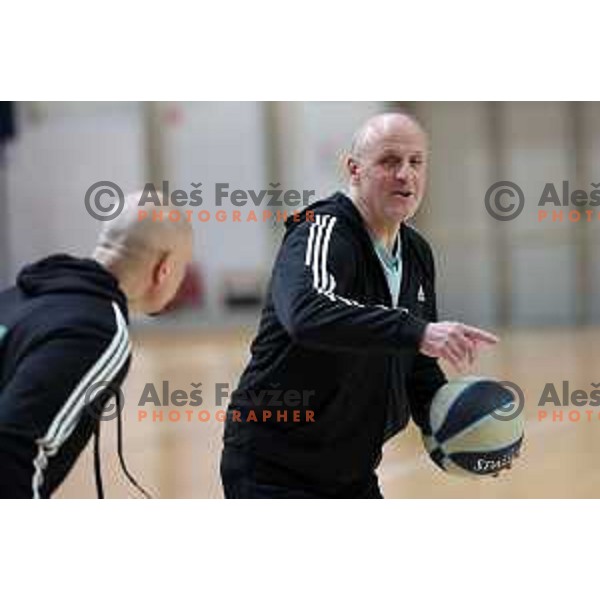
0, 255, 131, 498
223, 192, 447, 494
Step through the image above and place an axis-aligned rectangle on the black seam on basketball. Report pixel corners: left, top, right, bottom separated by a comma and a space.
434, 381, 515, 444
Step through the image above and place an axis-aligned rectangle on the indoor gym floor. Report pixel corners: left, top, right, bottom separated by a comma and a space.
56, 326, 600, 499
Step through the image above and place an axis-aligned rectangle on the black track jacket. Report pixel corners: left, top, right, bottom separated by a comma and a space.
224, 192, 447, 494
0, 255, 131, 498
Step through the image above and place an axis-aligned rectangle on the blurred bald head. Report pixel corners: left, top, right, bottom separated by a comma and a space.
346, 112, 429, 244
93, 191, 193, 315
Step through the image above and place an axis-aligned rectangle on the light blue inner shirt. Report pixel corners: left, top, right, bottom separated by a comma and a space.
371, 232, 402, 308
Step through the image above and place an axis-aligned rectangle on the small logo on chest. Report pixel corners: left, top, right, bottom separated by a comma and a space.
417, 285, 426, 303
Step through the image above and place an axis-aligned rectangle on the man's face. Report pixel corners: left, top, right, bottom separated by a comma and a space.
349, 122, 428, 224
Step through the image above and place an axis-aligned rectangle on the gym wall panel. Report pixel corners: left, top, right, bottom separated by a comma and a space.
502, 102, 576, 326
415, 102, 497, 327
163, 101, 269, 317
273, 101, 386, 202
502, 102, 572, 236
581, 103, 600, 322
434, 243, 496, 326
5, 103, 145, 281
510, 243, 577, 326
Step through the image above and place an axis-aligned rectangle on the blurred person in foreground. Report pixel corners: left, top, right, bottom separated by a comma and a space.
221, 112, 499, 499
0, 193, 192, 498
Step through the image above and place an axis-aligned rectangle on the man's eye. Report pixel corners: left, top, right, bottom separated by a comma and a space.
410, 158, 423, 166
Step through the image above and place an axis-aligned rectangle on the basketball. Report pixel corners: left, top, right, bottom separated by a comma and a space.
423, 377, 524, 477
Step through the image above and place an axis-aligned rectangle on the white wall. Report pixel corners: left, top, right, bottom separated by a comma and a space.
274, 101, 385, 199
582, 103, 600, 322
5, 101, 600, 328
416, 102, 497, 327
3, 101, 270, 321
503, 102, 576, 326
162, 101, 270, 317
416, 101, 599, 328
5, 103, 145, 281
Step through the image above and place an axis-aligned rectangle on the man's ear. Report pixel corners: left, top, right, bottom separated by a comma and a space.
153, 252, 172, 287
346, 156, 360, 183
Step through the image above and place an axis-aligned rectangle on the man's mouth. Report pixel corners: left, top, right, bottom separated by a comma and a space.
392, 190, 414, 198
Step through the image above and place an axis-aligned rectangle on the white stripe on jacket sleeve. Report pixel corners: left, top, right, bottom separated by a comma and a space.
31, 302, 131, 499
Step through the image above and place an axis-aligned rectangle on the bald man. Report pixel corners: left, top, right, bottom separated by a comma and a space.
221, 112, 498, 499
0, 193, 192, 498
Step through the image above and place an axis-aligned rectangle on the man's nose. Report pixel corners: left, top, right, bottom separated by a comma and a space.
394, 161, 410, 181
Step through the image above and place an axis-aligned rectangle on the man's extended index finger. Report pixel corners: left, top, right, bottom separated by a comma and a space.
462, 325, 500, 344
